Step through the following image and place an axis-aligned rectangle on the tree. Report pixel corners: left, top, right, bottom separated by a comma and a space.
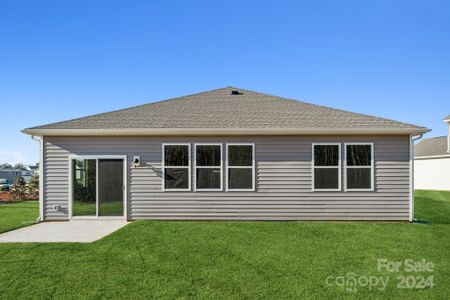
28, 174, 39, 199
10, 176, 27, 202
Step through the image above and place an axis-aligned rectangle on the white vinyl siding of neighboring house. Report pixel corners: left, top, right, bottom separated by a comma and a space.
414, 157, 450, 191
414, 121, 450, 191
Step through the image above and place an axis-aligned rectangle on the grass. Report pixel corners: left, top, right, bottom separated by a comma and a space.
72, 201, 96, 216
0, 201, 38, 233
73, 201, 124, 216
0, 192, 449, 299
414, 190, 450, 224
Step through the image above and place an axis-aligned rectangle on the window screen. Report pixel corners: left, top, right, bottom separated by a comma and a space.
163, 144, 190, 190
313, 144, 340, 190
227, 144, 254, 190
195, 144, 222, 190
345, 144, 373, 190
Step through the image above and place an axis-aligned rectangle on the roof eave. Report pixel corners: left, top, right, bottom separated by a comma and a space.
22, 127, 431, 137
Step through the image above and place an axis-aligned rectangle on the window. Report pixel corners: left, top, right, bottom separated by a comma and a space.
162, 144, 191, 191
312, 143, 341, 191
194, 144, 222, 191
226, 143, 255, 191
345, 143, 374, 191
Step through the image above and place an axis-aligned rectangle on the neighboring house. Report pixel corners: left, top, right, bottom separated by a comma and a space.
0, 169, 22, 185
414, 115, 450, 191
23, 87, 429, 222
29, 164, 40, 176
20, 169, 33, 183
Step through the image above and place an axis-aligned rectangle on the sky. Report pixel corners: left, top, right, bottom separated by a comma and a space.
1, 0, 449, 164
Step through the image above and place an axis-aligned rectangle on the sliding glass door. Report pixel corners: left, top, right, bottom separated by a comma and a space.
71, 157, 125, 218
98, 159, 124, 216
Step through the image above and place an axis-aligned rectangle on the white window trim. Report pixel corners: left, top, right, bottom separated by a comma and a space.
311, 143, 342, 191
225, 143, 255, 192
162, 143, 191, 191
193, 143, 223, 192
344, 142, 374, 192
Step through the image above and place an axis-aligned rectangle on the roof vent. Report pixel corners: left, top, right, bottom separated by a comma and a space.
231, 90, 243, 95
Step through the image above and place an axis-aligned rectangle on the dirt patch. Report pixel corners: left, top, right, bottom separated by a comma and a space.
0, 192, 39, 203
0, 191, 13, 202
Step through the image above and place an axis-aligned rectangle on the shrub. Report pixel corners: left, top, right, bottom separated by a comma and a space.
10, 175, 39, 202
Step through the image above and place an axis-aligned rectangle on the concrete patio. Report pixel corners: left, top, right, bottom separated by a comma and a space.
0, 220, 129, 243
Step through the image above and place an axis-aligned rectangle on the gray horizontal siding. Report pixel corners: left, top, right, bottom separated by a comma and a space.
43, 136, 410, 221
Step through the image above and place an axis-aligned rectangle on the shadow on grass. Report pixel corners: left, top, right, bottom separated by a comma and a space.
413, 219, 432, 225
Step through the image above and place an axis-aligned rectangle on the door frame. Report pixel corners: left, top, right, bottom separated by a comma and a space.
68, 155, 127, 220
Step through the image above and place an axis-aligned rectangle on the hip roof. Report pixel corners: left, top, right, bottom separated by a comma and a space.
23, 86, 429, 136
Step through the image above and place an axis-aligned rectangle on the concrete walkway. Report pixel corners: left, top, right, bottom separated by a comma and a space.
0, 220, 129, 243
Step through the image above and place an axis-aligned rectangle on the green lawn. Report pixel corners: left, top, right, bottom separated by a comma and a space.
0, 193, 449, 299
73, 200, 124, 216
0, 201, 38, 233
415, 190, 450, 224
72, 201, 96, 216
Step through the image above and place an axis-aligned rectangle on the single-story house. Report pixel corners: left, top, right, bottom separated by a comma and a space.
414, 115, 450, 191
23, 87, 429, 222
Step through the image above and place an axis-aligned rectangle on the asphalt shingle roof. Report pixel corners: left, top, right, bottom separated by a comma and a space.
25, 86, 428, 134
415, 136, 449, 157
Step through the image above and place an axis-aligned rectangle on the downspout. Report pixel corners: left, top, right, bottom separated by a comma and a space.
445, 119, 450, 153
410, 133, 424, 222
31, 135, 44, 222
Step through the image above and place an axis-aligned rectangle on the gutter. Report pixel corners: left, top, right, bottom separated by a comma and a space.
445, 118, 450, 153
31, 135, 44, 222
409, 134, 424, 223
22, 127, 431, 137
415, 154, 450, 160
